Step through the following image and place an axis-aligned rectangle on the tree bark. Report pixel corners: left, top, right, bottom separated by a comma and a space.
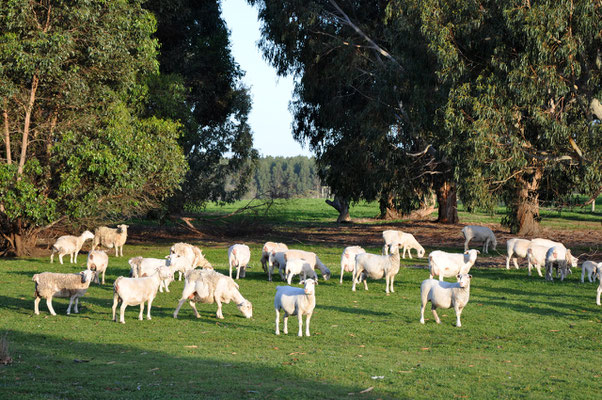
326, 195, 351, 223
379, 194, 401, 220
515, 167, 542, 236
435, 179, 459, 224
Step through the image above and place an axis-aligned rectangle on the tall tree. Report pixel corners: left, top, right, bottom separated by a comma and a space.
0, 0, 188, 256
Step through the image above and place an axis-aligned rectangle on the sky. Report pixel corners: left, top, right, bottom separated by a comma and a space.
221, 0, 313, 158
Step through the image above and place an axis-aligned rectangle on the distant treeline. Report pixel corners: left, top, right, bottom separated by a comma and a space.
243, 156, 327, 199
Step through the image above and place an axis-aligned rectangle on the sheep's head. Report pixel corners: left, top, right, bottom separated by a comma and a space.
157, 266, 173, 280
300, 278, 317, 295
566, 250, 579, 268
321, 267, 331, 281
417, 245, 425, 258
238, 300, 253, 318
456, 274, 472, 288
117, 224, 129, 233
82, 230, 95, 241
81, 269, 94, 283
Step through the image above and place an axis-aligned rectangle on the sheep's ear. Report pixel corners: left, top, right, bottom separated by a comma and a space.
475, 250, 481, 254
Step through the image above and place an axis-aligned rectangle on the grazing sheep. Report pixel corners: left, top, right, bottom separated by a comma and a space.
285, 258, 317, 285
33, 270, 95, 316
382, 230, 424, 258
505, 238, 532, 270
284, 249, 331, 281
173, 269, 253, 320
228, 244, 251, 280
92, 225, 129, 257
274, 279, 317, 337
261, 242, 288, 279
428, 250, 479, 281
87, 250, 109, 285
111, 266, 173, 324
545, 246, 578, 282
352, 248, 401, 294
581, 261, 601, 283
50, 230, 95, 264
420, 273, 472, 327
169, 242, 212, 281
461, 225, 497, 254
128, 256, 176, 293
340, 246, 366, 284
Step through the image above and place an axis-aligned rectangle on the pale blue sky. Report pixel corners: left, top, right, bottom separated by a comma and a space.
221, 0, 313, 158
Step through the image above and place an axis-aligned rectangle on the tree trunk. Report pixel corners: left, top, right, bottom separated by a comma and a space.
326, 195, 351, 223
435, 179, 459, 224
592, 199, 596, 213
515, 167, 542, 236
379, 195, 401, 220
3, 98, 11, 164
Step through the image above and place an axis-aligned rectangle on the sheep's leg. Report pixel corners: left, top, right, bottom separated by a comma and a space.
287, 273, 293, 285
305, 313, 312, 337
513, 257, 519, 270
101, 270, 106, 285
46, 297, 57, 316
596, 285, 601, 306
34, 296, 41, 315
146, 298, 153, 320
173, 298, 186, 318
119, 302, 127, 324
420, 300, 426, 324
535, 264, 542, 278
112, 294, 119, 321
505, 255, 511, 270
283, 312, 289, 335
138, 303, 144, 320
390, 273, 396, 293
67, 296, 75, 315
74, 251, 79, 264
178, 271, 183, 281
385, 275, 390, 295
297, 312, 303, 337
382, 244, 388, 255
119, 245, 123, 257
236, 265, 240, 280
464, 238, 470, 252
74, 297, 79, 314
431, 306, 441, 324
216, 300, 224, 319
279, 264, 286, 281
190, 301, 201, 318
115, 246, 119, 257
340, 264, 344, 284
59, 253, 64, 265
275, 309, 280, 335
50, 252, 54, 263
229, 263, 233, 279
268, 264, 273, 282
454, 305, 464, 327
363, 276, 368, 291
351, 267, 358, 292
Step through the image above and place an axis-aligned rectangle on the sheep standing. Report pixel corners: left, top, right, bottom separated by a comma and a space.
170, 242, 212, 281
128, 256, 178, 293
525, 239, 564, 277
92, 225, 129, 257
505, 238, 531, 270
340, 246, 366, 284
111, 266, 173, 324
382, 230, 424, 258
461, 225, 497, 254
261, 242, 288, 279
284, 249, 331, 281
87, 250, 109, 284
33, 270, 95, 315
274, 279, 317, 337
420, 273, 472, 327
352, 248, 401, 294
269, 251, 288, 281
173, 269, 253, 320
545, 246, 578, 281
428, 250, 479, 281
228, 244, 251, 279
581, 261, 601, 283
50, 230, 95, 264
285, 258, 317, 284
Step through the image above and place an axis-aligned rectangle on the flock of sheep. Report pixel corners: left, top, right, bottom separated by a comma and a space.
32, 224, 602, 336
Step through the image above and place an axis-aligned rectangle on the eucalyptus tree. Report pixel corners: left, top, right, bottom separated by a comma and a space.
0, 0, 187, 255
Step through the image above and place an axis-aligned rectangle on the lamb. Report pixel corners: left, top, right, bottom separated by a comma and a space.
420, 273, 472, 327
505, 238, 532, 270
285, 258, 317, 285
33, 269, 95, 316
261, 242, 288, 279
228, 244, 251, 280
581, 261, 601, 283
461, 225, 497, 254
274, 279, 317, 337
340, 246, 366, 284
352, 248, 401, 294
87, 250, 109, 284
269, 251, 288, 281
283, 249, 331, 281
91, 225, 129, 257
50, 230, 95, 264
173, 269, 253, 320
382, 230, 425, 258
545, 245, 579, 282
128, 256, 176, 293
111, 266, 173, 324
428, 250, 479, 281
169, 242, 213, 281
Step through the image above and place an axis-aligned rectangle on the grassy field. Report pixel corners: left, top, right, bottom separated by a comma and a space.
1, 200, 601, 399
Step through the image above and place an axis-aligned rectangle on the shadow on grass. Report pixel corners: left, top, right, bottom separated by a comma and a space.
1, 329, 386, 400
319, 304, 392, 317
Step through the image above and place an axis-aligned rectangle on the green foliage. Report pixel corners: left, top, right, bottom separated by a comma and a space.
249, 156, 322, 199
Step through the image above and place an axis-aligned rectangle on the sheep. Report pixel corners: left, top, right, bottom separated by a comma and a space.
269, 250, 288, 281
505, 238, 532, 270
228, 244, 251, 280
173, 269, 253, 320
87, 250, 109, 284
50, 230, 95, 264
261, 242, 288, 279
420, 273, 472, 327
545, 246, 579, 282
597, 267, 602, 306
382, 230, 425, 258
274, 279, 317, 337
428, 250, 479, 281
91, 225, 129, 257
169, 242, 212, 281
285, 258, 317, 285
461, 225, 497, 254
111, 266, 173, 324
340, 246, 366, 284
284, 250, 331, 281
581, 261, 601, 283
352, 248, 401, 294
526, 244, 553, 277
531, 238, 562, 247
128, 256, 176, 293
33, 269, 95, 316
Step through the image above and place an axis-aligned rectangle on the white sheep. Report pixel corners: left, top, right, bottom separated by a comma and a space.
531, 238, 562, 247
92, 224, 129, 257
420, 273, 472, 327
87, 250, 109, 284
352, 248, 401, 294
428, 250, 479, 281
274, 279, 317, 337
461, 225, 497, 254
173, 269, 253, 320
269, 250, 288, 281
526, 244, 553, 277
505, 238, 532, 270
170, 242, 212, 281
50, 230, 95, 264
545, 246, 579, 281
285, 258, 317, 284
340, 246, 366, 284
284, 249, 331, 281
261, 242, 288, 280
596, 267, 602, 306
382, 230, 424, 258
228, 244, 251, 280
111, 266, 173, 324
33, 269, 95, 315
581, 261, 601, 283
128, 256, 176, 293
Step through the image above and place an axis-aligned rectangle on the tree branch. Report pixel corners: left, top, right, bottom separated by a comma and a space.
2, 98, 11, 165
17, 74, 39, 179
